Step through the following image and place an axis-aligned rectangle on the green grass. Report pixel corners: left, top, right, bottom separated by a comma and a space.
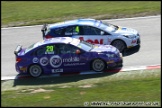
1, 1, 160, 27
1, 69, 161, 107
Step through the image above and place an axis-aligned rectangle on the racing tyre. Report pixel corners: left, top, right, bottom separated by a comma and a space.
92, 59, 106, 72
29, 64, 42, 77
112, 40, 126, 53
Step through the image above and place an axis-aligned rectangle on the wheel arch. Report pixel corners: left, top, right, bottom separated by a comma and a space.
90, 58, 107, 70
110, 39, 127, 47
27, 63, 44, 74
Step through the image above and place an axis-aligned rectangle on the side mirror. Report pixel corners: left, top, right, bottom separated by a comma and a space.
75, 49, 81, 54
100, 31, 104, 35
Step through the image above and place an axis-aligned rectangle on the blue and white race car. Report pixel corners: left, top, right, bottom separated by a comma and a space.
14, 37, 123, 77
41, 18, 140, 53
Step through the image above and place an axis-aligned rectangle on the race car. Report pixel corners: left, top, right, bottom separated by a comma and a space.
14, 37, 123, 77
41, 18, 140, 53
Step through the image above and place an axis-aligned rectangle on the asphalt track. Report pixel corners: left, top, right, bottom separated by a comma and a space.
1, 15, 161, 80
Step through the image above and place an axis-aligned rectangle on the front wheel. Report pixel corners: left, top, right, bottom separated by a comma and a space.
28, 64, 42, 77
91, 59, 106, 72
112, 40, 126, 53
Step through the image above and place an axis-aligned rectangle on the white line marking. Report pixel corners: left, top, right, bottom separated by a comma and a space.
2, 15, 160, 30
1, 64, 160, 80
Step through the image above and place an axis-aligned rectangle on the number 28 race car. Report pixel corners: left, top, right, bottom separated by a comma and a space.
14, 37, 123, 77
41, 18, 140, 53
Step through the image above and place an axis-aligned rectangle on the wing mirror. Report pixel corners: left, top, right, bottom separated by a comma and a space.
100, 31, 104, 35
75, 49, 81, 54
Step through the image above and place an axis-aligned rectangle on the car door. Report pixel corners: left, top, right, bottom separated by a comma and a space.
34, 44, 61, 74
56, 43, 88, 72
72, 25, 111, 45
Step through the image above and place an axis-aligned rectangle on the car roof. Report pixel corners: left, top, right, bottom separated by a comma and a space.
33, 37, 79, 48
48, 18, 102, 29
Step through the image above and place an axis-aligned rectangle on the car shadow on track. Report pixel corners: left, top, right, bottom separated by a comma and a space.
122, 45, 141, 57
13, 67, 122, 87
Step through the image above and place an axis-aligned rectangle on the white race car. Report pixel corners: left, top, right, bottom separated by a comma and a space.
41, 18, 140, 53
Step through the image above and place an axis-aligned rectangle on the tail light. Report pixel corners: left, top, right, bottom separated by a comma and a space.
45, 35, 53, 39
16, 58, 22, 63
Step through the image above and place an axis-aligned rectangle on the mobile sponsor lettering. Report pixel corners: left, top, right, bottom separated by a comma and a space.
50, 55, 82, 67
40, 57, 48, 66
63, 57, 79, 62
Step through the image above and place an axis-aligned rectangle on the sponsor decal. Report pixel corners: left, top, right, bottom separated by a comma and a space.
50, 55, 62, 68
52, 68, 63, 73
19, 66, 27, 72
63, 57, 79, 62
108, 38, 111, 42
64, 63, 85, 66
45, 51, 54, 54
107, 60, 115, 64
131, 40, 137, 44
40, 57, 49, 66
79, 37, 103, 44
33, 57, 39, 63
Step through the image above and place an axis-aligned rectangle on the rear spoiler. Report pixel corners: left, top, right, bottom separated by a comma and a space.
14, 45, 22, 56
41, 24, 48, 38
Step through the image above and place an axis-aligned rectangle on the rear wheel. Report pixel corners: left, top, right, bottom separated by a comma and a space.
91, 59, 106, 72
112, 40, 126, 53
29, 64, 42, 77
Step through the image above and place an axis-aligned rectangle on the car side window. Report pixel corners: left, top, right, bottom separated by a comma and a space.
36, 47, 46, 56
53, 27, 65, 36
82, 26, 101, 35
56, 44, 78, 54
35, 44, 59, 56
64, 25, 81, 36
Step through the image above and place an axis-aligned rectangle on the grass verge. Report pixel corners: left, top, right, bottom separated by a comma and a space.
1, 69, 161, 107
1, 1, 160, 27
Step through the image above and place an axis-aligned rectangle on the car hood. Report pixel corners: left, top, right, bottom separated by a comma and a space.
91, 44, 118, 53
115, 26, 138, 35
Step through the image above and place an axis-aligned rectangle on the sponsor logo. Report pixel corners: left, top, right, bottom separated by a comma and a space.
33, 57, 39, 63
50, 55, 62, 68
40, 57, 49, 66
63, 57, 79, 62
45, 51, 55, 54
79, 37, 103, 44
131, 40, 137, 44
64, 63, 85, 66
107, 60, 115, 64
19, 66, 27, 72
52, 69, 63, 73
50, 55, 82, 67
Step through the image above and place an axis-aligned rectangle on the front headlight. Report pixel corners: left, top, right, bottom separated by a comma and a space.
106, 54, 115, 58
123, 35, 135, 39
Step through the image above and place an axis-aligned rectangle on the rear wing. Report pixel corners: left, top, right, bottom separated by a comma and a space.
14, 45, 22, 56
41, 24, 48, 38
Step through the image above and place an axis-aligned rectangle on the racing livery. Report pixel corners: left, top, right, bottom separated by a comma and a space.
14, 37, 123, 77
41, 18, 140, 53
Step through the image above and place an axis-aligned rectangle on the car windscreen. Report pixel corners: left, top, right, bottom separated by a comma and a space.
101, 21, 119, 32
77, 41, 93, 52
